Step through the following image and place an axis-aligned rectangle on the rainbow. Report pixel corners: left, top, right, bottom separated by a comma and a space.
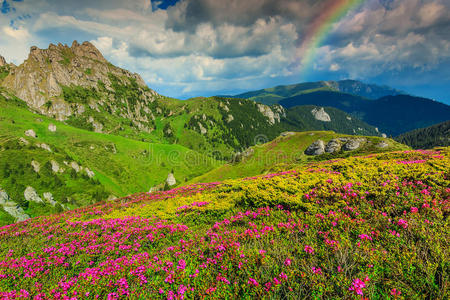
296, 0, 365, 78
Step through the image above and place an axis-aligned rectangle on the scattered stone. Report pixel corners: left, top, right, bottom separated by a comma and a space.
48, 123, 57, 132
226, 114, 234, 123
311, 107, 331, 122
381, 133, 387, 138
25, 129, 37, 138
38, 143, 52, 152
305, 140, 325, 155
31, 160, 40, 173
166, 173, 176, 187
70, 161, 81, 173
19, 137, 30, 145
346, 116, 352, 121
325, 139, 341, 153
24, 186, 43, 203
43, 192, 57, 206
50, 160, 62, 173
198, 123, 207, 135
85, 168, 95, 178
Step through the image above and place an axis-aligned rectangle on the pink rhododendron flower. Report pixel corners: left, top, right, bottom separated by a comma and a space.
304, 245, 314, 254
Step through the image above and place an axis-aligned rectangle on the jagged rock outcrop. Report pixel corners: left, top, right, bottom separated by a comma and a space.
0, 55, 6, 67
166, 173, 176, 187
311, 107, 331, 122
256, 104, 284, 125
305, 140, 325, 155
24, 186, 43, 203
0, 189, 9, 204
1, 188, 29, 222
1, 41, 158, 121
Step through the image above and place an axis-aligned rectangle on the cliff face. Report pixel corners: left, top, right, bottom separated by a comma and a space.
1, 41, 157, 121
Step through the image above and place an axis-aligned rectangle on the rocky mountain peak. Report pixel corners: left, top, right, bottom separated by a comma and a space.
1, 40, 156, 121
71, 40, 107, 63
0, 55, 6, 67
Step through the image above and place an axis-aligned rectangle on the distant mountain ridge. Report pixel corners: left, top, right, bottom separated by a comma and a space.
231, 79, 404, 105
279, 91, 450, 136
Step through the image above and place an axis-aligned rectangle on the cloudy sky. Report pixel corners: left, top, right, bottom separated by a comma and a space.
1, 0, 450, 103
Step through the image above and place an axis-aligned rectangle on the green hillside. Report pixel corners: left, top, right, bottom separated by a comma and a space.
396, 120, 450, 149
188, 131, 408, 184
0, 89, 220, 225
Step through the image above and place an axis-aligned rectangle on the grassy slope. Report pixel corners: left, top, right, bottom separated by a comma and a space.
187, 131, 409, 184
0, 93, 220, 224
0, 148, 448, 298
395, 120, 450, 149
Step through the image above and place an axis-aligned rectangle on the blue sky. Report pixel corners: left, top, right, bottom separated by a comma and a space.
0, 0, 450, 104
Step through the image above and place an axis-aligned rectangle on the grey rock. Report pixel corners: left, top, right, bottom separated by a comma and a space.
325, 139, 341, 153
343, 138, 366, 151
226, 114, 234, 123
19, 137, 30, 145
2, 202, 30, 222
85, 168, 95, 178
257, 104, 281, 125
166, 173, 176, 187
0, 188, 10, 204
43, 192, 57, 206
50, 160, 62, 173
24, 186, 43, 203
25, 129, 37, 138
31, 160, 40, 173
305, 140, 325, 155
381, 133, 387, 138
198, 123, 207, 135
0, 55, 6, 67
70, 161, 81, 173
48, 123, 57, 132
38, 143, 52, 152
311, 107, 331, 122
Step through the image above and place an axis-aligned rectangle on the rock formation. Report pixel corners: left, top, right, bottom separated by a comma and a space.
25, 129, 37, 138
305, 140, 325, 155
311, 107, 331, 122
166, 173, 176, 187
0, 55, 6, 67
325, 139, 341, 153
1, 41, 158, 121
24, 186, 43, 203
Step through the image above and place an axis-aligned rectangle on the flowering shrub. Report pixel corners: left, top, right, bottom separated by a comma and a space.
0, 148, 449, 299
